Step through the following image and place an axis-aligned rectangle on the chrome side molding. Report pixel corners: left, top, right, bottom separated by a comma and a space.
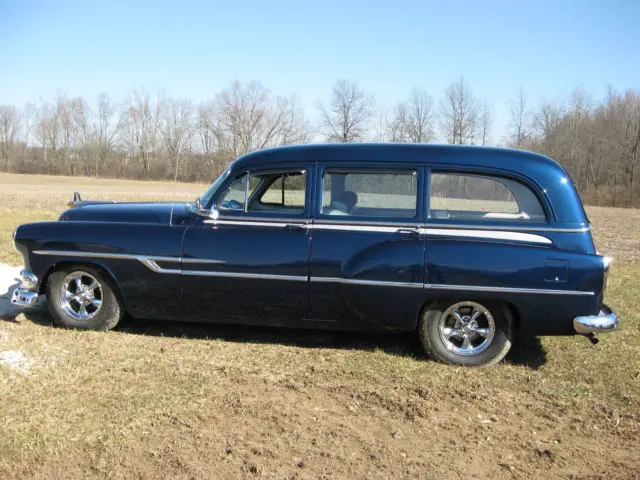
32, 250, 596, 296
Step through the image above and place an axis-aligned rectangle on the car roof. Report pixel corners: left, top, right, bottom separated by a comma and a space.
233, 143, 564, 174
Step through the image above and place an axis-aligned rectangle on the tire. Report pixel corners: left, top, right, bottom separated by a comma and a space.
46, 265, 123, 331
418, 300, 513, 367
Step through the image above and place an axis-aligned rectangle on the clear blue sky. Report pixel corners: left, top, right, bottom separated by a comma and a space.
1, 0, 638, 140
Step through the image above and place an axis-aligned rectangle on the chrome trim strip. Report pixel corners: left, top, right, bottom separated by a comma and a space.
34, 250, 142, 261
182, 270, 307, 281
310, 276, 423, 288
181, 258, 227, 264
138, 258, 181, 274
33, 250, 182, 274
203, 218, 588, 234
204, 219, 295, 228
424, 283, 594, 296
423, 223, 590, 233
33, 250, 594, 295
312, 224, 401, 233
420, 228, 551, 244
311, 276, 593, 295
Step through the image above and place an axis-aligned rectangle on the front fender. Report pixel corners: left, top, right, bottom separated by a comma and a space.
13, 221, 186, 319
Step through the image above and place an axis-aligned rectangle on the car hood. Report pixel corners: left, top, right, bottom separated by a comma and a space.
59, 202, 194, 225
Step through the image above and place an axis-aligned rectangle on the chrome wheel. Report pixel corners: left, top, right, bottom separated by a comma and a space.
438, 301, 495, 356
59, 271, 103, 320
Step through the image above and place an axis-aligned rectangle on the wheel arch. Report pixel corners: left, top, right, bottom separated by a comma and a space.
416, 296, 521, 330
39, 260, 127, 311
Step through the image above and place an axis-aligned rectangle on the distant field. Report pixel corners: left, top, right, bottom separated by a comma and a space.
1, 172, 639, 479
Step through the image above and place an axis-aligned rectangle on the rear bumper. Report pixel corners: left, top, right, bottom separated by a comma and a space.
573, 305, 619, 334
10, 270, 39, 308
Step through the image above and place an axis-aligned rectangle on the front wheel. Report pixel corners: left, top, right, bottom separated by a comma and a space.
46, 265, 123, 331
418, 300, 513, 367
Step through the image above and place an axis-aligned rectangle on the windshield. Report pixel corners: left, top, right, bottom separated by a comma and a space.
199, 166, 232, 208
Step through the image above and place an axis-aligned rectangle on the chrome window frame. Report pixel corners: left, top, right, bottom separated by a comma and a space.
316, 166, 422, 223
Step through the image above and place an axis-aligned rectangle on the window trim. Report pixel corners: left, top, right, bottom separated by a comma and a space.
425, 168, 550, 225
254, 171, 306, 210
216, 166, 311, 220
316, 166, 423, 223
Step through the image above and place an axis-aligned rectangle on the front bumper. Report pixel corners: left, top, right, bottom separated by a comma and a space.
573, 305, 619, 334
10, 270, 39, 308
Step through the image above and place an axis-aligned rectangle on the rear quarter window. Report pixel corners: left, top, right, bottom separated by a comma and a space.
429, 172, 546, 222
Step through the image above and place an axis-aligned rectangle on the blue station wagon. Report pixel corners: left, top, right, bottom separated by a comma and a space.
11, 144, 618, 366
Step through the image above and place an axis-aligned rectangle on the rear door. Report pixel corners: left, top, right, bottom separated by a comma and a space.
308, 163, 426, 330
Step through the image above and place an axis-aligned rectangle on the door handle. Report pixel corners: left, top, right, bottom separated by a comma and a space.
396, 228, 419, 235
285, 224, 309, 232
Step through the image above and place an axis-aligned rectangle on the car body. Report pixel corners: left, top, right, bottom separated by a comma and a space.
11, 144, 619, 366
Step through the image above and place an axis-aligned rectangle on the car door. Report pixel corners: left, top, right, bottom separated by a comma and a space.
308, 163, 426, 330
181, 163, 313, 323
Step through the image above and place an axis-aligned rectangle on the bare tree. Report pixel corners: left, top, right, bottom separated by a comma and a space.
479, 99, 493, 146
389, 88, 435, 143
215, 80, 309, 157
405, 87, 435, 142
318, 79, 375, 142
439, 77, 479, 144
122, 88, 165, 176
0, 106, 21, 169
90, 93, 124, 176
387, 102, 408, 142
34, 100, 60, 170
162, 98, 194, 178
197, 100, 228, 173
507, 86, 530, 148
533, 101, 564, 152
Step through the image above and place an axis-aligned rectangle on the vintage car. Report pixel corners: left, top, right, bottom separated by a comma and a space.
11, 144, 618, 366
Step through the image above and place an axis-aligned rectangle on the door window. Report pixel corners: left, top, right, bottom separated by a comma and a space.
429, 172, 545, 221
321, 170, 418, 218
218, 170, 307, 215
249, 171, 306, 214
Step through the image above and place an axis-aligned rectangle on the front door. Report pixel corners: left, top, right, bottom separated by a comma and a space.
181, 164, 312, 323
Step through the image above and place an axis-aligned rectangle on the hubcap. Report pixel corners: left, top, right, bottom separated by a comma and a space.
438, 301, 495, 356
59, 271, 103, 320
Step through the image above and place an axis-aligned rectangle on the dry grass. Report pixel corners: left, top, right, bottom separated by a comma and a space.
1, 172, 639, 479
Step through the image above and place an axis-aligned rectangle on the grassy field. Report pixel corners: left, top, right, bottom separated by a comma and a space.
0, 172, 639, 479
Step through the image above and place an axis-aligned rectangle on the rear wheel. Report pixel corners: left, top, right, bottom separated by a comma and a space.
419, 300, 513, 366
46, 265, 123, 330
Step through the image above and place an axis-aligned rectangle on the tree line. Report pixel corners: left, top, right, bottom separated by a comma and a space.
0, 78, 638, 207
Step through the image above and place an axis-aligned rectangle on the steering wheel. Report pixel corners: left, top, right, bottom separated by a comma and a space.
220, 199, 243, 211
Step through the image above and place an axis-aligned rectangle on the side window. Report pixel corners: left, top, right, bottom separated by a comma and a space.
321, 170, 418, 218
218, 170, 306, 215
249, 171, 306, 214
429, 172, 545, 221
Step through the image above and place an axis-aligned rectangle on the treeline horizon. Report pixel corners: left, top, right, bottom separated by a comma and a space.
0, 78, 638, 207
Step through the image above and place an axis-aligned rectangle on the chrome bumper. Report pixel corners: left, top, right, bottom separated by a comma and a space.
573, 305, 619, 334
10, 270, 39, 308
